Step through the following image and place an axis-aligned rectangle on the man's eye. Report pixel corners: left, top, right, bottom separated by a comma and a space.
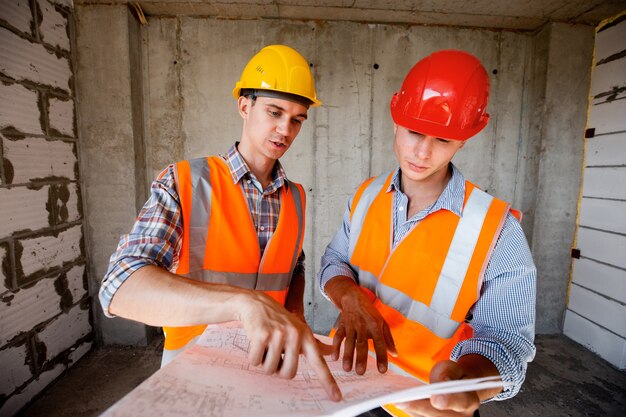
292, 119, 303, 125
437, 138, 451, 143
269, 111, 280, 117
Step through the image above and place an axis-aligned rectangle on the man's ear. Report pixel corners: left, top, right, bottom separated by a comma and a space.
237, 96, 250, 119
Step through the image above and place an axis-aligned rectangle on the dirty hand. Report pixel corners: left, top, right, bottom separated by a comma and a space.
237, 290, 342, 401
331, 286, 397, 375
394, 360, 481, 417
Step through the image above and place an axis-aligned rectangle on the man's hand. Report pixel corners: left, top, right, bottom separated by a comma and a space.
325, 276, 397, 375
394, 357, 502, 416
237, 290, 342, 402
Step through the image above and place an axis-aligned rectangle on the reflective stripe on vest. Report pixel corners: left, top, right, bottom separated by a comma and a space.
348, 173, 392, 259
351, 187, 493, 338
347, 172, 510, 380
164, 156, 306, 350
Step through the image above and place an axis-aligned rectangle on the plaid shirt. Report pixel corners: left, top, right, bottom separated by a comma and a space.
100, 143, 304, 317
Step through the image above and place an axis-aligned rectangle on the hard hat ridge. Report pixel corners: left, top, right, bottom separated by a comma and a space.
390, 49, 490, 141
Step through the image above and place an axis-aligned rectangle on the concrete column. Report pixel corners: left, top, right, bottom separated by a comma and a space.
74, 4, 155, 345
529, 22, 594, 333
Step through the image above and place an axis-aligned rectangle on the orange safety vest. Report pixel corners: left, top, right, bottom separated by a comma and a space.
163, 156, 306, 350
347, 171, 514, 383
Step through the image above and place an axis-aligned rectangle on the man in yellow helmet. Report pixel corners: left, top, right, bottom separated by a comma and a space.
99, 45, 341, 402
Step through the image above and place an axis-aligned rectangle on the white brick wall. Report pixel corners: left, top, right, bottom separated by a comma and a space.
0, 27, 72, 91
37, 303, 90, 361
48, 0, 72, 9
0, 1, 33, 35
2, 136, 76, 183
48, 97, 75, 136
66, 264, 86, 302
0, 84, 42, 136
0, 344, 31, 397
0, 363, 64, 417
0, 186, 50, 238
65, 183, 81, 223
19, 225, 82, 277
0, 278, 62, 346
68, 340, 91, 365
39, 0, 70, 51
1, 1, 90, 414
0, 244, 8, 292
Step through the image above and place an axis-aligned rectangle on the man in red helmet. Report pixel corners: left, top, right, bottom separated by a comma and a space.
319, 50, 536, 416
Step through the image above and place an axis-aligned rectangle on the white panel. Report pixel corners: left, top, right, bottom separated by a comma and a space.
568, 284, 626, 338
48, 97, 75, 137
0, 186, 50, 238
0, 363, 64, 417
39, 0, 70, 51
19, 225, 82, 276
0, 245, 7, 292
578, 197, 626, 234
0, 85, 42, 135
37, 304, 91, 361
49, 0, 72, 7
65, 183, 81, 223
0, 27, 72, 91
3, 137, 76, 183
66, 264, 86, 303
585, 132, 626, 166
581, 167, 626, 200
68, 341, 92, 365
590, 57, 626, 98
595, 21, 626, 63
577, 227, 626, 269
0, 344, 31, 397
564, 310, 626, 370
588, 97, 626, 135
0, 278, 61, 346
0, 0, 33, 35
572, 258, 626, 304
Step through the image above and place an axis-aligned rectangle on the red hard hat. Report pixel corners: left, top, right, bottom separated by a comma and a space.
390, 50, 490, 141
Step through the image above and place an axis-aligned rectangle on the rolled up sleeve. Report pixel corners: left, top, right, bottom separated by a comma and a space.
318, 200, 359, 300
451, 213, 537, 401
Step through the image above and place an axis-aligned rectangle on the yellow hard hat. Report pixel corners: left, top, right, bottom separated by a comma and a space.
232, 45, 322, 107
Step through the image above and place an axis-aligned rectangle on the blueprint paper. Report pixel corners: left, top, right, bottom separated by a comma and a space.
100, 322, 503, 417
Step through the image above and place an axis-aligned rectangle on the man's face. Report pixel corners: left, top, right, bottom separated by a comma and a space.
393, 124, 465, 185
238, 95, 308, 162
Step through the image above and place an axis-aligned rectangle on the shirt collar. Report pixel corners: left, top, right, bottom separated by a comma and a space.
222, 142, 287, 189
387, 163, 466, 217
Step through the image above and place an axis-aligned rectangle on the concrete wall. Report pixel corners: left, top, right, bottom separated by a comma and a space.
529, 23, 595, 334
0, 1, 92, 415
74, 7, 595, 343
564, 14, 626, 370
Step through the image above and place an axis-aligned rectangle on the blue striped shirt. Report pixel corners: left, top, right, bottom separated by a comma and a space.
319, 164, 536, 401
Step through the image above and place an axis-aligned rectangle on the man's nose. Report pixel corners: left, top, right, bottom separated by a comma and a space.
276, 118, 290, 136
416, 136, 433, 159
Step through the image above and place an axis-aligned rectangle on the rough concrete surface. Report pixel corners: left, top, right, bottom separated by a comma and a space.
75, 9, 598, 346
16, 334, 626, 417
